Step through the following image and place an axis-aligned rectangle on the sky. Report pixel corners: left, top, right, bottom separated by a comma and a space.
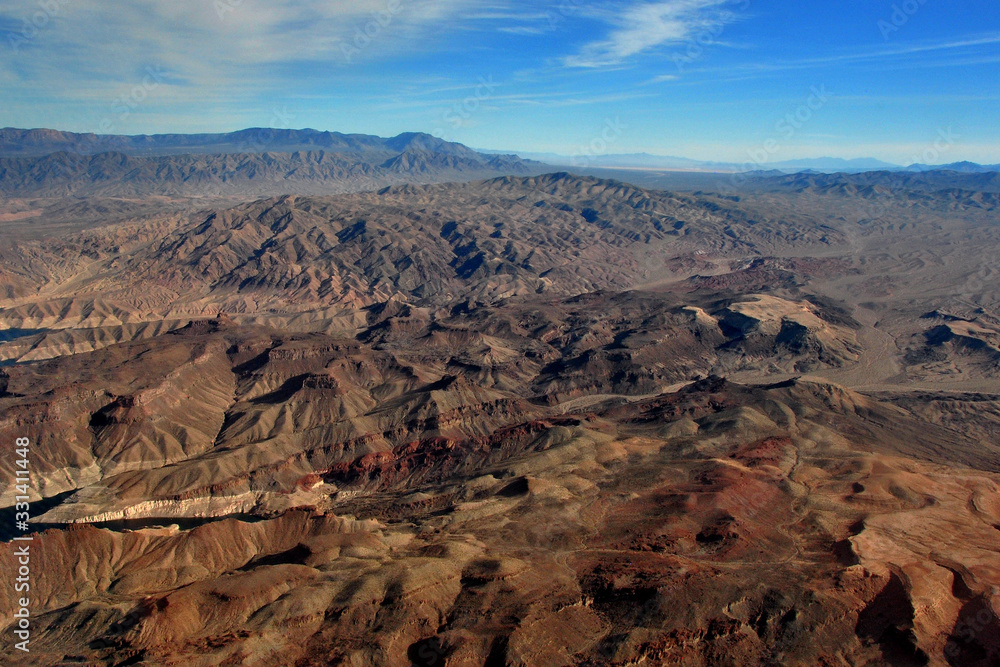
1, 0, 999, 164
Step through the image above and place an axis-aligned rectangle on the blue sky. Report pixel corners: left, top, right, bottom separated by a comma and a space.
1, 0, 998, 163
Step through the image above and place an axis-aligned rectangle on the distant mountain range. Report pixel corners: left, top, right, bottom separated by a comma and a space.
768, 157, 900, 171
481, 149, 999, 174
1, 128, 996, 200
902, 160, 1000, 173
0, 127, 493, 159
746, 168, 1000, 194
0, 128, 544, 198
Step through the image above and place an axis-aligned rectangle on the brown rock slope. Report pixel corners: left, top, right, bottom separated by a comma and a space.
0, 288, 865, 524
0, 174, 842, 349
1, 378, 998, 666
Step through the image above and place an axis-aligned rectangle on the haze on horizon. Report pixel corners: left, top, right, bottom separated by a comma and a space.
1, 0, 999, 164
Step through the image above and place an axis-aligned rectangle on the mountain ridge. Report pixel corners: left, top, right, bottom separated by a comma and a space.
0, 146, 545, 198
7, 128, 996, 175
0, 127, 483, 158
482, 148, 998, 174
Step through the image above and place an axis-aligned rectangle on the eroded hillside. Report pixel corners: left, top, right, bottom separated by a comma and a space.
1, 171, 999, 665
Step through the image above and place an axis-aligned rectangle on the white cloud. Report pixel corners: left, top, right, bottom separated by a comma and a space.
0, 0, 509, 106
643, 73, 680, 84
564, 0, 736, 68
690, 32, 1000, 77
497, 26, 548, 35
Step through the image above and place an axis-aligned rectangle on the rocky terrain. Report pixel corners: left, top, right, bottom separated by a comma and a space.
751, 169, 1000, 195
0, 129, 542, 199
0, 149, 540, 199
0, 172, 853, 333
1, 163, 999, 665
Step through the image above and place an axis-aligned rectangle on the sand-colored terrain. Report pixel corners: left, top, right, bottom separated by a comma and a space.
1, 171, 998, 665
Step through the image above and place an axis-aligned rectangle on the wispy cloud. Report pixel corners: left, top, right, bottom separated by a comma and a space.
373, 89, 655, 112
564, 0, 736, 68
497, 26, 549, 35
0, 1, 512, 90
689, 32, 1000, 77
0, 0, 537, 131
643, 73, 680, 84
